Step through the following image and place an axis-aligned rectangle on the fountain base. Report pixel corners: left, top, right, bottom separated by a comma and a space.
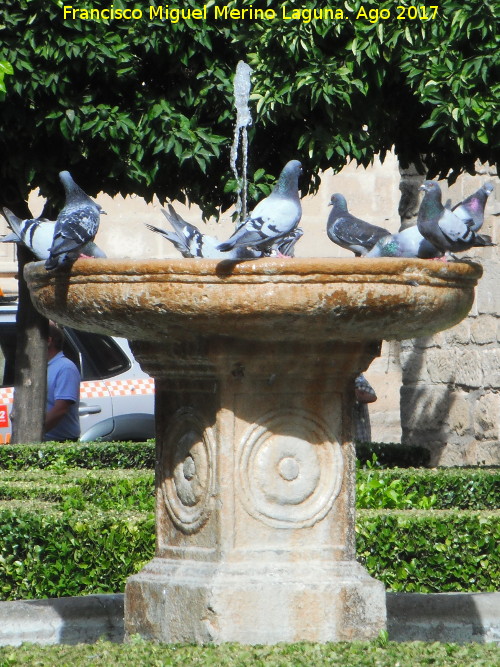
125, 558, 385, 643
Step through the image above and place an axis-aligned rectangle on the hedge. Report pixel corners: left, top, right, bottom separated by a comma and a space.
0, 469, 155, 512
0, 441, 156, 470
356, 467, 500, 510
0, 504, 498, 600
0, 440, 430, 471
357, 509, 500, 593
0, 467, 497, 513
0, 503, 155, 600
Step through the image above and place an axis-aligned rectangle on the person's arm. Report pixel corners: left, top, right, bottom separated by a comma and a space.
44, 398, 74, 433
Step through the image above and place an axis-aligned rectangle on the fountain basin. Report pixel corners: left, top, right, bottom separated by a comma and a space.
25, 257, 481, 343
24, 256, 482, 644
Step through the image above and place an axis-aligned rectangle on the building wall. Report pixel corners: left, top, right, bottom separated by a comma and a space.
1, 155, 498, 464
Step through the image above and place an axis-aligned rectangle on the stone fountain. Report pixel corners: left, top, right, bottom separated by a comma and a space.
25, 256, 481, 644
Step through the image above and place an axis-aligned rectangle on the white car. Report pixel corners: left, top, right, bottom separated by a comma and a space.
0, 300, 155, 442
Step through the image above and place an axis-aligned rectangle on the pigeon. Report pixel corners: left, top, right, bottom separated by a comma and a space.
365, 224, 442, 259
146, 204, 261, 259
1, 208, 106, 261
45, 171, 105, 270
147, 205, 303, 260
417, 180, 494, 255
451, 183, 494, 232
217, 160, 302, 253
327, 193, 391, 256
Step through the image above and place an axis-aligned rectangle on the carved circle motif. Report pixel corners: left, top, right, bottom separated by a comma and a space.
161, 408, 215, 533
238, 408, 343, 528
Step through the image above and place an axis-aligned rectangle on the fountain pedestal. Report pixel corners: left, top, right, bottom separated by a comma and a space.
127, 336, 384, 642
25, 257, 481, 644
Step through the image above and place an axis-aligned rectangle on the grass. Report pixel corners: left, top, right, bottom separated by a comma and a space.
0, 639, 499, 667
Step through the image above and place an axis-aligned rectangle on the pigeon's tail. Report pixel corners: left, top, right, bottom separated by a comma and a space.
1, 233, 20, 244
475, 234, 495, 247
2, 208, 23, 237
146, 223, 168, 236
217, 241, 236, 253
146, 223, 189, 257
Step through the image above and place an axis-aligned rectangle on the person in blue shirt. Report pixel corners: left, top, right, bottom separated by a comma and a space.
44, 322, 81, 442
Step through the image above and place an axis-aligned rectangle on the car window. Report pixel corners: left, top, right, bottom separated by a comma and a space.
67, 330, 131, 381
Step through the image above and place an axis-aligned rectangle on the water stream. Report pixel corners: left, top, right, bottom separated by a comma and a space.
230, 61, 253, 224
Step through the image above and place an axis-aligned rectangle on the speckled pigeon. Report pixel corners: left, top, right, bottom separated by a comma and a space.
451, 183, 494, 232
45, 171, 105, 270
365, 225, 442, 259
217, 160, 302, 253
417, 181, 494, 254
1, 208, 106, 261
327, 193, 390, 256
146, 205, 261, 259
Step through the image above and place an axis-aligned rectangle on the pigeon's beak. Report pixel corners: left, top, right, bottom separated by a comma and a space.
418, 185, 426, 192
100, 210, 107, 215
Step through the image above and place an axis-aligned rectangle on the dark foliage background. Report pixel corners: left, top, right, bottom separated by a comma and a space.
0, 0, 497, 216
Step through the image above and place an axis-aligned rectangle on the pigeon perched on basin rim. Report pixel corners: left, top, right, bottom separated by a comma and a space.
417, 180, 494, 255
217, 160, 302, 253
146, 205, 302, 259
326, 193, 391, 256
1, 207, 106, 261
451, 182, 494, 232
45, 170, 104, 270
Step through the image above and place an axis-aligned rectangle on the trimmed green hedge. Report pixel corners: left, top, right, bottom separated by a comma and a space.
356, 467, 500, 510
0, 440, 431, 470
0, 469, 155, 512
1, 467, 497, 513
0, 503, 155, 600
357, 509, 500, 593
0, 441, 155, 470
0, 504, 498, 600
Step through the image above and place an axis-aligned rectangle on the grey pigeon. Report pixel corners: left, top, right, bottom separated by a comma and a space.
451, 183, 494, 232
217, 160, 302, 253
146, 205, 261, 259
45, 171, 105, 270
1, 207, 106, 261
417, 181, 494, 254
365, 225, 442, 259
327, 193, 390, 256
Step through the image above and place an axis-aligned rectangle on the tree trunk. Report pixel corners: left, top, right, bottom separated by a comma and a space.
11, 245, 48, 444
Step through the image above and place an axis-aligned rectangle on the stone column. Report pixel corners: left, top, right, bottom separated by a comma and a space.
125, 337, 386, 644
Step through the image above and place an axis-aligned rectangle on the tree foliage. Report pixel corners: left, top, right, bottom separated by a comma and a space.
0, 0, 498, 216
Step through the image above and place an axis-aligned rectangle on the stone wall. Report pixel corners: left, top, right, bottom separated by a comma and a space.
1, 155, 498, 464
